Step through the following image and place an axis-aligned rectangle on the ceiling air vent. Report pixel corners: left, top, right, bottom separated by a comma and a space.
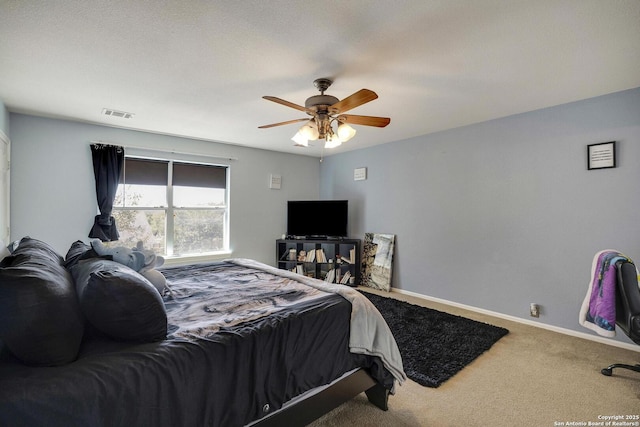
102, 108, 134, 119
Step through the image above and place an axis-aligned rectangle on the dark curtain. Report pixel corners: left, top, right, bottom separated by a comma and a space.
88, 144, 124, 241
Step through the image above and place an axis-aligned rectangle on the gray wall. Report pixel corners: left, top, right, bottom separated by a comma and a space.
320, 87, 640, 345
9, 113, 319, 263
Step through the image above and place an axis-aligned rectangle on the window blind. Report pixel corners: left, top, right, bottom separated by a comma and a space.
122, 158, 168, 186
121, 158, 227, 188
173, 162, 227, 189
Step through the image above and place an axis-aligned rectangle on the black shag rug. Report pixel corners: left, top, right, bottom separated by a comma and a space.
361, 291, 509, 388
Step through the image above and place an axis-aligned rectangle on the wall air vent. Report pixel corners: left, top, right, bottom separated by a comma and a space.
102, 108, 134, 119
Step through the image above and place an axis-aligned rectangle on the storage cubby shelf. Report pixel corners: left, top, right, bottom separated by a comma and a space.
276, 238, 361, 286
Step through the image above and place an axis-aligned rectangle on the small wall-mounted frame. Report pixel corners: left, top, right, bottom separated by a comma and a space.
587, 141, 616, 170
354, 167, 367, 181
269, 174, 281, 189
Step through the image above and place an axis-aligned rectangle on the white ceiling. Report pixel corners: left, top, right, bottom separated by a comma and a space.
1, 1, 639, 157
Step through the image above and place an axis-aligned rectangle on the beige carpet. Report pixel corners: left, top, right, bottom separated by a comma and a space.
309, 288, 640, 426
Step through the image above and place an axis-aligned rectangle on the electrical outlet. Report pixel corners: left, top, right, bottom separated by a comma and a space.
530, 303, 540, 318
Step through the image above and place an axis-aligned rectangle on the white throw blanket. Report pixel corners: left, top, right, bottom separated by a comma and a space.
227, 258, 407, 386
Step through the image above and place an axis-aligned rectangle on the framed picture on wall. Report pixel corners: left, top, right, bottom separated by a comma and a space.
587, 141, 616, 170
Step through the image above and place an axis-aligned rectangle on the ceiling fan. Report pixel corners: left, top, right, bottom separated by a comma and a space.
259, 78, 390, 148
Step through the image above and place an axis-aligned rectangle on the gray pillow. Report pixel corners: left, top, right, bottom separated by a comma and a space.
0, 237, 84, 366
71, 259, 167, 342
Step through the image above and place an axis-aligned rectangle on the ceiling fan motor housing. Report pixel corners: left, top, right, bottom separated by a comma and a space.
305, 94, 340, 112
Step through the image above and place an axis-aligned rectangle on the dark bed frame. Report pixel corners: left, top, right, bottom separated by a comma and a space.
254, 369, 389, 426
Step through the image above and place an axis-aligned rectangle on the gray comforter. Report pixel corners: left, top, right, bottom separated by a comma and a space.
227, 258, 407, 387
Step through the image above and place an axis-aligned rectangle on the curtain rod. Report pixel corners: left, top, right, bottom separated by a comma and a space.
90, 141, 238, 161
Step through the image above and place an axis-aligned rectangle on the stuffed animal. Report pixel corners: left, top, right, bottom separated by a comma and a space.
91, 239, 146, 271
132, 241, 166, 294
90, 239, 166, 294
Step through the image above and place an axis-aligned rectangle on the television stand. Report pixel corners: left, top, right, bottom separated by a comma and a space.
276, 238, 361, 286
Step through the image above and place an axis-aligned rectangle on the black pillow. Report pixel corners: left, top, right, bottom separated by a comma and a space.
63, 240, 95, 270
0, 237, 84, 366
71, 259, 167, 342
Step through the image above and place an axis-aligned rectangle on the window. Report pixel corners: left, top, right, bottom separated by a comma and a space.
112, 157, 229, 257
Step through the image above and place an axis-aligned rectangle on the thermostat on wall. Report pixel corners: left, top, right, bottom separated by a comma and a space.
354, 167, 367, 181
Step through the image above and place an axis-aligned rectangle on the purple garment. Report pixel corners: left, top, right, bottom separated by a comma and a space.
585, 251, 627, 332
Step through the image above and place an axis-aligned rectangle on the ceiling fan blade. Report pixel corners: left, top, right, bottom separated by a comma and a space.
338, 114, 390, 128
263, 96, 309, 113
258, 118, 310, 129
330, 89, 378, 114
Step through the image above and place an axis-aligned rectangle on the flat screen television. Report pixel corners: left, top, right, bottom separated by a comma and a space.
287, 200, 348, 238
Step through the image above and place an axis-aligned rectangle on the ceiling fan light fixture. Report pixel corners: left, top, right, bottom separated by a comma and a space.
291, 131, 309, 147
337, 122, 356, 142
324, 133, 342, 149
298, 119, 319, 140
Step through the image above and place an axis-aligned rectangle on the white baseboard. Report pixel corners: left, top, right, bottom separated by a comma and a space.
390, 287, 640, 353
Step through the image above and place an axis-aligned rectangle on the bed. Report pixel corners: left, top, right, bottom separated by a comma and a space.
0, 238, 405, 427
